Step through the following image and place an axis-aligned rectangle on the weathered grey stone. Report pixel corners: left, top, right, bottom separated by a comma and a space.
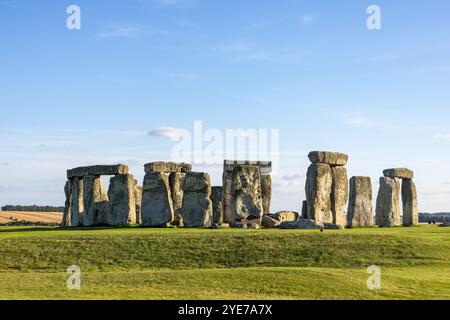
70, 178, 84, 227
62, 180, 72, 227
262, 215, 281, 228
274, 211, 299, 222
67, 164, 128, 179
144, 162, 192, 174
376, 177, 401, 227
141, 172, 174, 227
107, 174, 136, 226
169, 172, 186, 226
383, 168, 414, 179
308, 151, 348, 166
224, 160, 272, 174
261, 175, 272, 215
231, 165, 263, 227
331, 166, 348, 226
324, 223, 345, 230
402, 179, 419, 226
211, 187, 223, 224
222, 172, 233, 223
135, 184, 143, 225
278, 219, 323, 229
83, 176, 109, 226
180, 172, 212, 228
347, 176, 373, 227
305, 163, 333, 223
301, 200, 308, 219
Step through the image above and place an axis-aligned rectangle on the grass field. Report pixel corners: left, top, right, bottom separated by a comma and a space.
0, 224, 448, 300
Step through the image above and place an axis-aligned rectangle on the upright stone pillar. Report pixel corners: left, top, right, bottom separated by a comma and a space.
402, 179, 418, 226
211, 186, 223, 225
301, 200, 308, 219
331, 166, 348, 226
347, 176, 373, 227
107, 174, 137, 226
231, 165, 263, 227
169, 172, 186, 226
261, 175, 272, 215
222, 171, 233, 223
134, 182, 143, 225
70, 178, 84, 227
376, 177, 401, 227
83, 175, 109, 226
141, 172, 174, 227
305, 163, 333, 223
180, 172, 213, 228
62, 180, 72, 227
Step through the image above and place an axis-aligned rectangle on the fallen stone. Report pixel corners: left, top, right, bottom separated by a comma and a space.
331, 166, 348, 226
231, 165, 263, 227
278, 219, 323, 229
141, 172, 174, 227
402, 179, 419, 226
67, 164, 128, 179
144, 162, 192, 174
274, 211, 299, 222
180, 172, 212, 228
305, 163, 333, 223
324, 223, 345, 230
262, 215, 281, 228
347, 176, 373, 227
308, 151, 348, 166
376, 177, 401, 227
211, 186, 223, 225
107, 174, 137, 226
383, 168, 414, 179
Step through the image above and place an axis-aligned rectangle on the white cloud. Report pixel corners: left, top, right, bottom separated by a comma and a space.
97, 24, 169, 39
148, 127, 184, 140
433, 133, 450, 141
300, 14, 315, 25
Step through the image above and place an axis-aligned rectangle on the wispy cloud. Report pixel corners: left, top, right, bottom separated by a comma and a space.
97, 24, 169, 39
300, 14, 315, 25
148, 127, 185, 140
433, 133, 450, 141
243, 21, 275, 32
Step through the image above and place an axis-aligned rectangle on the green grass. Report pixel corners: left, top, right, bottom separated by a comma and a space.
0, 225, 448, 300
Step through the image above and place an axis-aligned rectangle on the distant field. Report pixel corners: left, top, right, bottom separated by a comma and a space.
0, 225, 448, 300
0, 211, 62, 224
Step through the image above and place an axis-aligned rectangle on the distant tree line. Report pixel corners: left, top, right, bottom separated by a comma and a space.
419, 212, 450, 223
1, 205, 64, 213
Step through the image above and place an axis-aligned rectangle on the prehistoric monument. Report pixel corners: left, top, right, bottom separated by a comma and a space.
376, 168, 418, 227
61, 153, 418, 229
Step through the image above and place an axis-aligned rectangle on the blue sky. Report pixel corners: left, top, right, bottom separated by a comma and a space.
1, 0, 450, 212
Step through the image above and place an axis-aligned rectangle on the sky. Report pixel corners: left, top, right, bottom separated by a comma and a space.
1, 0, 450, 213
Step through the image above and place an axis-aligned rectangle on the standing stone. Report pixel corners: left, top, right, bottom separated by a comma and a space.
70, 178, 84, 227
301, 200, 308, 219
134, 183, 143, 225
180, 172, 213, 228
169, 172, 186, 226
107, 174, 137, 226
261, 175, 272, 215
331, 166, 348, 226
231, 165, 263, 227
347, 177, 373, 227
305, 163, 333, 223
222, 171, 233, 223
62, 180, 72, 227
402, 179, 419, 226
141, 172, 174, 227
211, 187, 223, 225
83, 175, 109, 226
376, 177, 401, 227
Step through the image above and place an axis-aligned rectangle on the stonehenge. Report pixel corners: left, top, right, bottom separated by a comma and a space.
376, 168, 418, 227
60, 156, 419, 230
347, 176, 373, 227
222, 160, 272, 225
305, 151, 348, 225
62, 164, 138, 227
